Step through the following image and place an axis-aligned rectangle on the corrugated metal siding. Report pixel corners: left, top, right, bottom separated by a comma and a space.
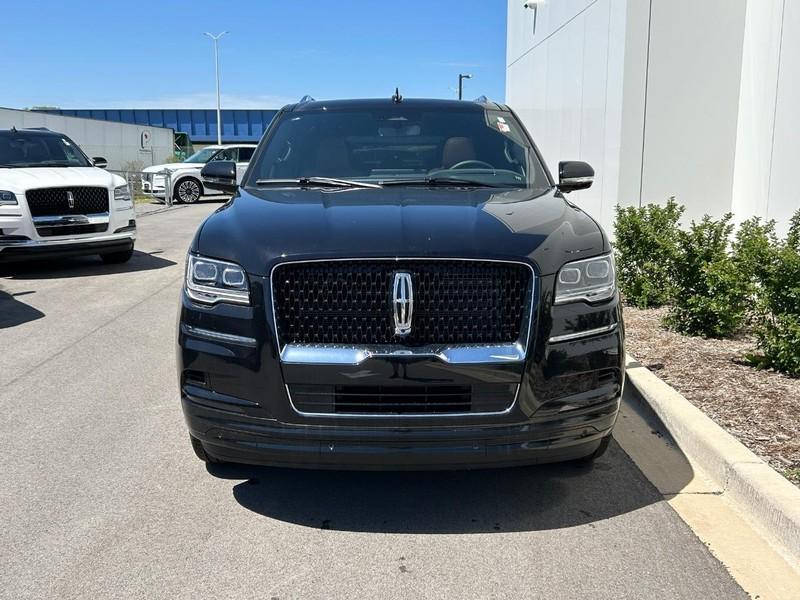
36, 109, 279, 143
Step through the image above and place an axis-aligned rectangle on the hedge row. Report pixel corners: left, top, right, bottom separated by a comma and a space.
614, 202, 800, 376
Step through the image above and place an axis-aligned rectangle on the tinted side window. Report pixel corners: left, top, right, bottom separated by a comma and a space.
238, 147, 255, 162
213, 148, 238, 161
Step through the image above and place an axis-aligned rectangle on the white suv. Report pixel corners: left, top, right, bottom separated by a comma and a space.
0, 128, 136, 264
142, 144, 256, 203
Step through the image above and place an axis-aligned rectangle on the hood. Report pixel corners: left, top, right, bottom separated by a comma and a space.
143, 162, 199, 174
195, 187, 607, 276
0, 167, 124, 192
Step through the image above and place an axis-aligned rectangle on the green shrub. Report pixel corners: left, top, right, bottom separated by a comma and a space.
747, 212, 800, 376
787, 209, 800, 251
613, 198, 684, 308
664, 214, 749, 337
732, 217, 777, 286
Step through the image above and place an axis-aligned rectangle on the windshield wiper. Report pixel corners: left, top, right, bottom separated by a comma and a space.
255, 177, 381, 189
380, 177, 504, 188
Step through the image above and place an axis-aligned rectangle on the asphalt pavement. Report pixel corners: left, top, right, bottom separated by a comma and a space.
0, 203, 747, 599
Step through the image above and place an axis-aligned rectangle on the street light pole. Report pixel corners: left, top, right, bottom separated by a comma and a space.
204, 31, 228, 145
458, 73, 472, 100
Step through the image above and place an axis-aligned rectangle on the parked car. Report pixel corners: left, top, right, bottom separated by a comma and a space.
180, 96, 624, 470
142, 144, 256, 203
0, 128, 136, 264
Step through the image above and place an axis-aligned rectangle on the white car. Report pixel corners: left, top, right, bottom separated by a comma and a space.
142, 144, 256, 203
0, 128, 136, 264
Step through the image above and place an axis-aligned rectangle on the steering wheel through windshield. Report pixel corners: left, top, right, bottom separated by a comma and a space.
449, 160, 495, 170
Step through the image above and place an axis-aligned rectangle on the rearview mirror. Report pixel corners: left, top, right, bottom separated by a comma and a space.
92, 157, 108, 169
558, 161, 594, 193
201, 160, 238, 194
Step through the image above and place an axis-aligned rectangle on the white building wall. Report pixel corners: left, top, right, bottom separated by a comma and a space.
640, 0, 747, 224
506, 0, 631, 230
506, 0, 800, 236
767, 0, 800, 235
0, 107, 174, 171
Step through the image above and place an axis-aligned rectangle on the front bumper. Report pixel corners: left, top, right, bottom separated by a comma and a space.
142, 174, 166, 197
183, 390, 619, 470
0, 232, 135, 263
178, 272, 625, 470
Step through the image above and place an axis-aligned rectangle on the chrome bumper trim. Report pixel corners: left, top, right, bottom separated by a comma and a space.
32, 213, 109, 227
548, 323, 618, 344
280, 342, 526, 365
181, 324, 257, 347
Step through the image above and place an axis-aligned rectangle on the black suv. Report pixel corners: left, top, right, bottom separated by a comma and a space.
180, 97, 623, 470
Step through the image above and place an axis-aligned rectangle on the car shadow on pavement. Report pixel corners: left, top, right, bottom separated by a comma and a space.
0, 289, 45, 329
0, 250, 176, 280
207, 440, 671, 533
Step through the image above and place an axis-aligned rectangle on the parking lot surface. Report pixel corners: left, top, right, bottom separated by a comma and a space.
1, 204, 746, 599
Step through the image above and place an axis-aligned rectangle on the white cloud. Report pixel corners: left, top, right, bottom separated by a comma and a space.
76, 92, 297, 110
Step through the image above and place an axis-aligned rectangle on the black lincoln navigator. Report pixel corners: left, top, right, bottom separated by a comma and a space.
179, 96, 624, 469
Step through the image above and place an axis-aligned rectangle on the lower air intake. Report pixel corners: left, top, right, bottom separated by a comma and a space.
288, 383, 517, 415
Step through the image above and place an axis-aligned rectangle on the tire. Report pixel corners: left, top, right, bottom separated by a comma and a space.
190, 435, 222, 464
174, 177, 203, 204
575, 434, 612, 464
100, 247, 134, 264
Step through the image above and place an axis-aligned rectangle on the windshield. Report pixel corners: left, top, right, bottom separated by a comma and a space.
0, 131, 92, 168
247, 106, 550, 190
183, 147, 220, 163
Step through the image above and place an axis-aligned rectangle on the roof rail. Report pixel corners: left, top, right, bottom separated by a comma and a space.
473, 95, 490, 104
298, 95, 316, 104
23, 127, 52, 131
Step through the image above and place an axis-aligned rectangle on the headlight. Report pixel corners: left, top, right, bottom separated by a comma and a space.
555, 253, 616, 304
114, 185, 132, 203
185, 254, 250, 305
0, 190, 18, 205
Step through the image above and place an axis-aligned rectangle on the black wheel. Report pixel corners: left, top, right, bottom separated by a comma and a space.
190, 435, 222, 463
100, 247, 134, 264
576, 434, 612, 464
174, 177, 203, 204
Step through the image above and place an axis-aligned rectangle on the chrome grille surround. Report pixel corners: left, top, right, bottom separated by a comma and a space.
270, 258, 536, 366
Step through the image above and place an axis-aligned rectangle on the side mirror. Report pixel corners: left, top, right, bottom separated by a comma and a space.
201, 160, 238, 194
92, 157, 108, 169
557, 161, 594, 193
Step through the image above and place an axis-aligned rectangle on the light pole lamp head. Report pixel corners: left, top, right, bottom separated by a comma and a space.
204, 31, 229, 41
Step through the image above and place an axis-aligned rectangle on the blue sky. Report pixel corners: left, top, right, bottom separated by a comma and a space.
2, 1, 507, 109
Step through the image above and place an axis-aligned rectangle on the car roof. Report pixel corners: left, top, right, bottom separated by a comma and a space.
205, 143, 258, 149
282, 97, 508, 112
0, 128, 64, 136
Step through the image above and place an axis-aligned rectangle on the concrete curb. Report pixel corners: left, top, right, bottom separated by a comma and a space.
625, 354, 800, 570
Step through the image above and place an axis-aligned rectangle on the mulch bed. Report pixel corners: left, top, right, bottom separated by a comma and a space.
624, 306, 800, 487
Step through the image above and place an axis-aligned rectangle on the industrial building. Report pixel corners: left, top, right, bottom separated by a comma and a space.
0, 107, 174, 171
36, 108, 279, 146
506, 0, 800, 236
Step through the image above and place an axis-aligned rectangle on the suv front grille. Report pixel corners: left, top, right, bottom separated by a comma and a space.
288, 383, 517, 415
26, 187, 109, 217
272, 260, 532, 347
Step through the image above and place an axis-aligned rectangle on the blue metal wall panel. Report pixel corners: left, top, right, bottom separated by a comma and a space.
35, 108, 279, 143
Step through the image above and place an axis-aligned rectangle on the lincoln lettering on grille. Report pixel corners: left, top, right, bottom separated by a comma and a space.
25, 187, 109, 217
272, 260, 532, 347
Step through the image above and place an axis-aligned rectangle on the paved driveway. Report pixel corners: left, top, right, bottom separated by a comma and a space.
0, 204, 746, 599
